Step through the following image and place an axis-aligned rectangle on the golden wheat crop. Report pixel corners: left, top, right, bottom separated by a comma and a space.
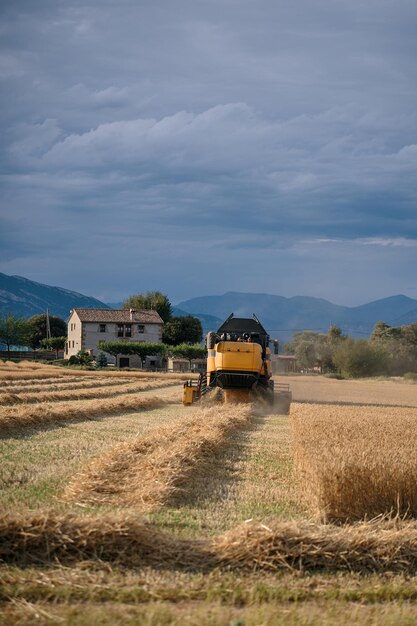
291, 402, 417, 521
64, 404, 253, 510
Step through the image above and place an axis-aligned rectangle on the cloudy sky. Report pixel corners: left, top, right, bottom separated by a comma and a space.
1, 0, 416, 306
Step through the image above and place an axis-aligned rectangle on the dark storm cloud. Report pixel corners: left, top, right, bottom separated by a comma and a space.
1, 0, 416, 303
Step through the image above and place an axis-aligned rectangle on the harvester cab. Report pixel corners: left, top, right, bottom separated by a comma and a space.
182, 313, 292, 412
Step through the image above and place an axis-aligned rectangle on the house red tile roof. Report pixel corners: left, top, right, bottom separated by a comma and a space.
72, 308, 163, 324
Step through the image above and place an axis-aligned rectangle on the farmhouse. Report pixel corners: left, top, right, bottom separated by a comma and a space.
65, 308, 164, 367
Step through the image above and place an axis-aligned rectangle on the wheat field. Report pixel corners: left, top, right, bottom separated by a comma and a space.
292, 403, 417, 521
2, 361, 417, 624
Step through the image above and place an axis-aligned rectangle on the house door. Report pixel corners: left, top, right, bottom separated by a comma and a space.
119, 357, 130, 368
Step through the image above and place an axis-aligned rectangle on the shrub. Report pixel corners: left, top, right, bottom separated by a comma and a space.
68, 350, 94, 366
96, 352, 108, 368
333, 338, 388, 378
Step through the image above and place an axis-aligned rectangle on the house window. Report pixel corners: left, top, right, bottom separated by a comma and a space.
99, 324, 106, 333
138, 324, 145, 334
116, 324, 134, 338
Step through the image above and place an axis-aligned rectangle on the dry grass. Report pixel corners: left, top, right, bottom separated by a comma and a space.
3, 512, 417, 575
0, 378, 183, 405
64, 404, 253, 510
0, 391, 179, 433
3, 598, 417, 626
291, 402, 417, 521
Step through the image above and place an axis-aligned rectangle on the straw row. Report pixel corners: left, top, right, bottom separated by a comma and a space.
0, 370, 68, 381
64, 404, 253, 510
0, 360, 47, 370
3, 512, 417, 574
0, 392, 177, 433
0, 365, 198, 382
291, 403, 417, 521
0, 379, 183, 406
0, 376, 140, 392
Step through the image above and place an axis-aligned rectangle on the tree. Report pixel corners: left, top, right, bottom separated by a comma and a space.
327, 325, 343, 344
370, 322, 417, 375
284, 327, 346, 373
284, 331, 327, 371
122, 292, 172, 323
162, 316, 203, 345
333, 338, 388, 378
370, 321, 392, 342
0, 314, 29, 355
96, 352, 108, 368
26, 314, 67, 349
169, 343, 206, 370
97, 341, 166, 368
40, 336, 67, 358
68, 350, 93, 366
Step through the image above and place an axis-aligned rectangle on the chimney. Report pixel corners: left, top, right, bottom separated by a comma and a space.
130, 308, 136, 321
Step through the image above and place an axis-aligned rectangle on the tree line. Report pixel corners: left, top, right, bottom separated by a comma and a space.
0, 314, 67, 356
283, 322, 417, 378
1, 288, 416, 378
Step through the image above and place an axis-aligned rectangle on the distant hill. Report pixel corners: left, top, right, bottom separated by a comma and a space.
0, 273, 109, 320
177, 291, 417, 342
2, 274, 416, 342
106, 301, 123, 309
172, 307, 222, 338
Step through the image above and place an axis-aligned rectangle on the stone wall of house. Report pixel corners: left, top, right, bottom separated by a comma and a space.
65, 312, 82, 358
65, 313, 163, 364
83, 322, 162, 361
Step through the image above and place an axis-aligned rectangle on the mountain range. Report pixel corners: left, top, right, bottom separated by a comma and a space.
176, 292, 417, 342
0, 273, 109, 320
1, 273, 416, 342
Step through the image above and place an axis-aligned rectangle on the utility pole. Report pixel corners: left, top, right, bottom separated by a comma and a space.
46, 309, 51, 340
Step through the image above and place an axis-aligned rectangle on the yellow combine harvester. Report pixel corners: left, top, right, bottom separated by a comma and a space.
183, 313, 292, 412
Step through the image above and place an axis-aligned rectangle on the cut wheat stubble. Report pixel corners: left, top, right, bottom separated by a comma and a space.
64, 404, 254, 510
